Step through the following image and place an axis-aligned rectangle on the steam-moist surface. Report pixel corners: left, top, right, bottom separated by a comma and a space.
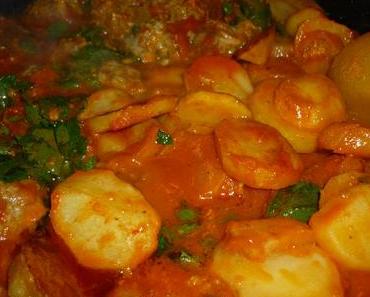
0, 0, 370, 296
51, 169, 160, 270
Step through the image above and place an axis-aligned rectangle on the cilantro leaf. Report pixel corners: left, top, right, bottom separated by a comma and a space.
0, 75, 30, 111
47, 20, 70, 40
235, 0, 272, 30
266, 181, 320, 223
156, 130, 173, 145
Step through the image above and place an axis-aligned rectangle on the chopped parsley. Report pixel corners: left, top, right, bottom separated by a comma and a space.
266, 181, 320, 223
156, 129, 173, 145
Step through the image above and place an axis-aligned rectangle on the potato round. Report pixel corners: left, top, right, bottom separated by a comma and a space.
250, 75, 346, 153
310, 179, 370, 271
214, 119, 303, 189
211, 218, 343, 297
51, 169, 160, 270
329, 33, 370, 124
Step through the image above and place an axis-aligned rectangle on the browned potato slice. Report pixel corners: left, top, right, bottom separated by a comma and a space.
7, 240, 84, 297
329, 33, 370, 124
184, 55, 253, 102
79, 88, 140, 120
318, 122, 370, 158
310, 177, 370, 270
173, 91, 251, 134
211, 218, 343, 297
86, 95, 177, 134
237, 28, 275, 65
214, 119, 303, 189
250, 75, 346, 153
51, 169, 160, 270
94, 119, 158, 159
285, 7, 324, 36
0, 181, 46, 242
294, 17, 354, 74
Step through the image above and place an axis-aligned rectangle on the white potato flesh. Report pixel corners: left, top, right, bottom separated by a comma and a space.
211, 218, 343, 297
51, 169, 160, 270
174, 91, 251, 134
310, 182, 370, 270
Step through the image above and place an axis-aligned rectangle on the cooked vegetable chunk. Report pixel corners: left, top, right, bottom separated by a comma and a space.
250, 75, 346, 153
51, 169, 160, 270
0, 180, 46, 242
266, 181, 320, 223
86, 95, 177, 134
214, 119, 303, 189
310, 173, 370, 270
173, 91, 251, 134
211, 218, 343, 297
318, 122, 370, 158
184, 55, 253, 102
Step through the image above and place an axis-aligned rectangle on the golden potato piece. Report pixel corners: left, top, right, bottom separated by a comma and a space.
51, 169, 160, 270
294, 17, 354, 74
79, 88, 140, 120
318, 122, 370, 158
214, 119, 303, 189
237, 28, 275, 65
184, 55, 253, 102
86, 95, 177, 134
250, 75, 346, 153
329, 33, 370, 124
211, 218, 343, 297
285, 7, 324, 36
173, 91, 251, 134
0, 181, 46, 242
93, 119, 158, 159
310, 180, 370, 270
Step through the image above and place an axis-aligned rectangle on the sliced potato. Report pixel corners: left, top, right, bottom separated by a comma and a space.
79, 88, 140, 120
285, 7, 324, 36
211, 218, 343, 297
250, 75, 346, 153
51, 169, 160, 270
267, 0, 319, 24
86, 95, 177, 134
237, 28, 275, 65
318, 122, 370, 158
310, 180, 370, 271
214, 119, 302, 189
184, 55, 253, 101
94, 119, 158, 159
173, 91, 251, 134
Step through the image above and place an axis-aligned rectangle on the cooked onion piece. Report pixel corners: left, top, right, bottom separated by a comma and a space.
173, 91, 251, 134
250, 75, 346, 153
86, 95, 177, 134
294, 17, 354, 74
0, 181, 46, 242
214, 119, 302, 189
211, 218, 343, 297
50, 169, 160, 270
318, 122, 370, 158
310, 173, 370, 270
184, 55, 253, 101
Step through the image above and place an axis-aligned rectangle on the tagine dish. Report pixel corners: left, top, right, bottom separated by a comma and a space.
0, 0, 370, 296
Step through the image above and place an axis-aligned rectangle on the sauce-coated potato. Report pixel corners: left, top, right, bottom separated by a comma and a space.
318, 122, 370, 158
211, 218, 343, 297
250, 75, 346, 153
173, 91, 251, 134
184, 55, 253, 102
51, 169, 160, 270
214, 119, 303, 189
310, 174, 370, 270
329, 33, 370, 124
